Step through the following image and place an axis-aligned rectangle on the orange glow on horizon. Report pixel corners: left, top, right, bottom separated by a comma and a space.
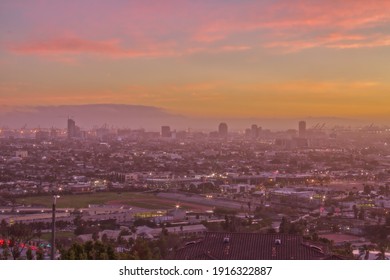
1, 1, 390, 120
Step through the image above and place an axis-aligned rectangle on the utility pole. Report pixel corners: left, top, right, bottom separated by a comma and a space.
51, 195, 60, 260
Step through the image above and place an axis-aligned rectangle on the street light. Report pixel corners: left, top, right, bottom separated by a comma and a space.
51, 195, 60, 260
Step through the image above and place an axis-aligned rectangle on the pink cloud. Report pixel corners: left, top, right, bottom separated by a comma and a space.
265, 32, 390, 53
4, 0, 390, 59
9, 36, 178, 59
191, 0, 390, 52
7, 34, 253, 63
12, 37, 121, 54
219, 45, 252, 52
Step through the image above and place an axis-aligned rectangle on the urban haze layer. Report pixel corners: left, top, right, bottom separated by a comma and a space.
0, 120, 389, 260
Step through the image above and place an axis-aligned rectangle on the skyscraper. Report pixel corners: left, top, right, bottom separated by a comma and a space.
218, 122, 228, 137
161, 126, 171, 138
251, 124, 258, 139
299, 121, 306, 137
67, 118, 76, 139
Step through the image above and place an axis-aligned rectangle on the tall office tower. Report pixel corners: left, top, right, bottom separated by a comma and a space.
218, 122, 228, 137
251, 124, 259, 139
299, 121, 306, 137
67, 118, 76, 139
161, 126, 172, 137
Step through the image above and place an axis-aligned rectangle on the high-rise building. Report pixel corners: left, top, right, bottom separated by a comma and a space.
161, 126, 171, 137
251, 124, 258, 139
218, 122, 228, 137
67, 118, 76, 139
299, 121, 306, 137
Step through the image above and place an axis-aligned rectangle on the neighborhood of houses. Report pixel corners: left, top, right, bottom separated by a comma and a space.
1, 123, 390, 259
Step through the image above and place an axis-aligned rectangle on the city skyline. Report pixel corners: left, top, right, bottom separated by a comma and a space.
1, 1, 390, 120
0, 103, 384, 131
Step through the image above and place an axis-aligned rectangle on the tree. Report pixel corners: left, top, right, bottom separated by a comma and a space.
92, 231, 99, 242
36, 247, 44, 260
222, 215, 238, 232
128, 238, 153, 260
73, 214, 83, 227
0, 220, 37, 260
154, 233, 182, 258
63, 243, 87, 260
26, 248, 33, 260
337, 242, 353, 259
363, 185, 371, 195
288, 220, 306, 235
375, 244, 388, 260
11, 242, 21, 259
279, 217, 290, 234
1, 242, 11, 260
358, 245, 370, 260
0, 219, 7, 234
61, 241, 117, 260
101, 233, 109, 244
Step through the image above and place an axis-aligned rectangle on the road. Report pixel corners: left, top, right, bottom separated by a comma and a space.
157, 192, 248, 210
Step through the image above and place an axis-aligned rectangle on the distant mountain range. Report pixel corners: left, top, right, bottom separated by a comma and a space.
0, 104, 381, 131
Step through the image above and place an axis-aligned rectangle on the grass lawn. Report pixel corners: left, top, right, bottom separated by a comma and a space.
17, 192, 191, 210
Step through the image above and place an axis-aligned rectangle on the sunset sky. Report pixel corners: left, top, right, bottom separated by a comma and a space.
1, 0, 390, 120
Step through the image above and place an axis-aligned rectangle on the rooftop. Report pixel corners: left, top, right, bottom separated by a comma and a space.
169, 232, 330, 260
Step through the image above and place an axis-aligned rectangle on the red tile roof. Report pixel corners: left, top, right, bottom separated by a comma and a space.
169, 232, 330, 260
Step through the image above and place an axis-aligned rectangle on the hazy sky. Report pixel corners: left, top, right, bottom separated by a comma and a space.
1, 0, 390, 119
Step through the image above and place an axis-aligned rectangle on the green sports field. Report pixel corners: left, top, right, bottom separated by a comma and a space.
17, 192, 210, 211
